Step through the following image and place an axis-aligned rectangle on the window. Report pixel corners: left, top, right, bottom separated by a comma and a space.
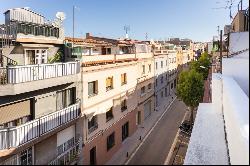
161, 91, 164, 98
148, 83, 152, 90
56, 88, 76, 111
141, 86, 146, 95
121, 73, 127, 85
88, 81, 98, 97
161, 76, 163, 84
142, 65, 145, 74
20, 147, 33, 165
171, 83, 173, 89
90, 147, 96, 165
166, 60, 168, 66
165, 88, 168, 97
148, 64, 151, 73
169, 58, 171, 63
122, 122, 129, 141
107, 132, 115, 151
106, 77, 113, 91
106, 107, 114, 122
121, 99, 127, 112
155, 62, 158, 70
156, 79, 158, 87
161, 61, 163, 68
88, 116, 98, 133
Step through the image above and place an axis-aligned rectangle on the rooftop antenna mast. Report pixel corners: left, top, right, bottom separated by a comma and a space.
145, 32, 148, 40
124, 25, 130, 39
217, 26, 220, 37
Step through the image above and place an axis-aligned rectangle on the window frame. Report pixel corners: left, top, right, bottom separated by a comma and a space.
88, 81, 98, 97
107, 132, 115, 151
106, 107, 114, 122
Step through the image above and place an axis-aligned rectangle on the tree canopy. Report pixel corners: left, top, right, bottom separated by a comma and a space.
190, 52, 211, 80
177, 69, 204, 108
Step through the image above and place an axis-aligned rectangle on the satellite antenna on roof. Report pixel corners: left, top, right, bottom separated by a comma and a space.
56, 12, 66, 21
124, 25, 130, 39
52, 12, 65, 28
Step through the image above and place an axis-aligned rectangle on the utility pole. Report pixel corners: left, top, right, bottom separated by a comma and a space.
220, 30, 223, 74
217, 26, 220, 37
73, 5, 75, 48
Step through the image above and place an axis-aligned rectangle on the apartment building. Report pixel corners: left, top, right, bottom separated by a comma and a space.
153, 43, 169, 111
165, 44, 178, 95
0, 8, 82, 165
65, 34, 154, 165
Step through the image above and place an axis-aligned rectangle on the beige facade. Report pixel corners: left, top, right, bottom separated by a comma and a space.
66, 34, 155, 165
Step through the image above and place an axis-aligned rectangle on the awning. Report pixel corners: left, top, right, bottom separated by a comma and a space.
0, 100, 31, 124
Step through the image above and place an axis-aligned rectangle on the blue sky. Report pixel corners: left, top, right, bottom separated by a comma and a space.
0, 0, 249, 42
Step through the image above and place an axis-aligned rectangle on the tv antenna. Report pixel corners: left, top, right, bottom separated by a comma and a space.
124, 25, 130, 39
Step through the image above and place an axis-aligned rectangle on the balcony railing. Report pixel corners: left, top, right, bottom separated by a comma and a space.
0, 61, 80, 85
0, 102, 80, 150
49, 137, 82, 165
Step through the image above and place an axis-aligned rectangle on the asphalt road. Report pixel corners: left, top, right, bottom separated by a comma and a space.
127, 99, 187, 165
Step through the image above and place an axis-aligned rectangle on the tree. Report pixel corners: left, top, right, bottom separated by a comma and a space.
190, 52, 211, 80
48, 50, 63, 63
177, 69, 204, 125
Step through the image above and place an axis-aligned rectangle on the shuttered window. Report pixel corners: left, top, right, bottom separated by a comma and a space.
106, 77, 113, 91
121, 73, 127, 86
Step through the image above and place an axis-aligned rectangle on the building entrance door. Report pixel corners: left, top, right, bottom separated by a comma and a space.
90, 146, 96, 165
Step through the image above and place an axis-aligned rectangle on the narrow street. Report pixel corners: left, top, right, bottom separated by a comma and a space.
127, 99, 187, 165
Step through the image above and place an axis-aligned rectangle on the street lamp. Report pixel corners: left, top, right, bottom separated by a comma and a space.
199, 65, 207, 69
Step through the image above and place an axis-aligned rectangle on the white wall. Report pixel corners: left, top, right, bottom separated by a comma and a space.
222, 53, 249, 97
222, 76, 249, 165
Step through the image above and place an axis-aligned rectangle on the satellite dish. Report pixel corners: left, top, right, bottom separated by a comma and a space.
56, 12, 66, 21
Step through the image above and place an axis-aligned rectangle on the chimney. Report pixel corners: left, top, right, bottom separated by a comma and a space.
86, 32, 91, 39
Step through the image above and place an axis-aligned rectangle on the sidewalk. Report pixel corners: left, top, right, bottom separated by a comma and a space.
106, 94, 176, 165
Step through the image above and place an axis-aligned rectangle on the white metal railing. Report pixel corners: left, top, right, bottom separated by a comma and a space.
48, 137, 82, 165
3, 61, 80, 84
0, 102, 80, 150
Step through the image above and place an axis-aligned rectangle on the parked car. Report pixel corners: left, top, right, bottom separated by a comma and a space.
179, 120, 193, 136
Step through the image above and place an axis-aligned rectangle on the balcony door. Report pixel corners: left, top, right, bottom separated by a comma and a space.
25, 49, 47, 65
25, 50, 35, 65
56, 88, 76, 111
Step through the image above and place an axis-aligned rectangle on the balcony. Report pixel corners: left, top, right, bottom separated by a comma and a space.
0, 102, 80, 150
49, 137, 82, 165
0, 62, 80, 96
